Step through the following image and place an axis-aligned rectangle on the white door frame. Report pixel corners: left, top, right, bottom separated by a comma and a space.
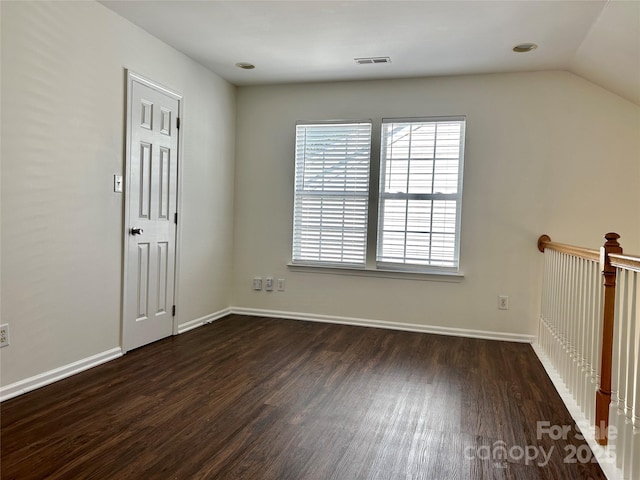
121, 70, 184, 352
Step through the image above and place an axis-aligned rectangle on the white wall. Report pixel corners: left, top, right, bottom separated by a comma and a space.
232, 72, 640, 337
2, 1, 638, 391
0, 1, 236, 386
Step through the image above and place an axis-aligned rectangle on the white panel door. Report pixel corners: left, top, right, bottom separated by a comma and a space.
123, 73, 180, 352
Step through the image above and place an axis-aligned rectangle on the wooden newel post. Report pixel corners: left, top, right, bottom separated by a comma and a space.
595, 232, 622, 445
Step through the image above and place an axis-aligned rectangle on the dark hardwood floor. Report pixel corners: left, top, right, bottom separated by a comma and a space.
1, 315, 605, 479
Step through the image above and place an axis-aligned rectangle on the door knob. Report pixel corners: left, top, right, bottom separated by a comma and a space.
130, 227, 143, 235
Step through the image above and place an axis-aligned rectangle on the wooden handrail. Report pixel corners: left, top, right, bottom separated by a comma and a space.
609, 253, 640, 273
537, 234, 600, 261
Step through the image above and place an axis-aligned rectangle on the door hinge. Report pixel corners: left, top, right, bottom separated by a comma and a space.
174, 212, 178, 224
176, 117, 180, 130
172, 305, 176, 317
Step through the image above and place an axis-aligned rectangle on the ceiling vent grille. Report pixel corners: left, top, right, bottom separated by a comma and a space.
355, 57, 391, 65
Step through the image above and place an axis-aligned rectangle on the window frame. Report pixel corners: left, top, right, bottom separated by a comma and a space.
376, 116, 466, 273
291, 120, 373, 268
289, 116, 466, 278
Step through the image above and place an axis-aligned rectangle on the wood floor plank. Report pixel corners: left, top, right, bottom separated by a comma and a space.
1, 315, 606, 479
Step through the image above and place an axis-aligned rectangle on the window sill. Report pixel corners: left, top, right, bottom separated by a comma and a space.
286, 263, 464, 283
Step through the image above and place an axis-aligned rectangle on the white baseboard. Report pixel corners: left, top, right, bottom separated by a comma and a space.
1, 308, 232, 402
230, 307, 535, 343
177, 307, 231, 334
0, 347, 123, 403
0, 307, 532, 403
531, 343, 622, 480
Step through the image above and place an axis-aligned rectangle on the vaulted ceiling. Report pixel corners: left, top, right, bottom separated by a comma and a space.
101, 0, 640, 105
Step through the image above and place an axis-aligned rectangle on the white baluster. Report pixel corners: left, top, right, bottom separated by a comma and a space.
631, 424, 640, 480
624, 270, 635, 475
566, 254, 574, 392
540, 249, 549, 351
552, 250, 561, 366
586, 258, 599, 422
541, 249, 551, 355
608, 268, 620, 459
550, 250, 558, 366
621, 270, 638, 478
612, 269, 629, 469
543, 250, 550, 356
560, 252, 569, 381
576, 257, 586, 412
594, 259, 604, 428
570, 255, 579, 400
578, 257, 587, 408
576, 257, 584, 405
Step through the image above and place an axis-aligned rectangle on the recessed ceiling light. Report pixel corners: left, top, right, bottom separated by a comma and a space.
235, 62, 255, 69
513, 43, 538, 53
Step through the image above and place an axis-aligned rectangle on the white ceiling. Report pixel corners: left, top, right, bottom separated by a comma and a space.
101, 0, 640, 105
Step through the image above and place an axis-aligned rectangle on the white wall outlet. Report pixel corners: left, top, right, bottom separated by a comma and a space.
265, 277, 274, 292
277, 278, 285, 291
0, 324, 9, 347
252, 277, 262, 291
498, 295, 509, 310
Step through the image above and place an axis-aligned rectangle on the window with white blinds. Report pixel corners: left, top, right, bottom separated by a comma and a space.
292, 122, 372, 267
377, 117, 465, 270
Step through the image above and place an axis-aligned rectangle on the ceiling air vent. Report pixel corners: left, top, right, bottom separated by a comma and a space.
355, 57, 391, 65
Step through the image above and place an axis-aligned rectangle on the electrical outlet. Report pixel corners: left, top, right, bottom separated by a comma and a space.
277, 278, 285, 291
498, 295, 509, 310
265, 277, 274, 292
0, 324, 9, 347
252, 277, 262, 291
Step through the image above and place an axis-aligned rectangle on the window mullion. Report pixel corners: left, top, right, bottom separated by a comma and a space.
368, 120, 382, 269
431, 123, 438, 195
403, 127, 413, 263
428, 123, 438, 264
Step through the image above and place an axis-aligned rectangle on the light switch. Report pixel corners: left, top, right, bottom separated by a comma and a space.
114, 175, 123, 193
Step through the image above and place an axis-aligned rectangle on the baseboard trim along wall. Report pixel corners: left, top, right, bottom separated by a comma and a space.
230, 307, 535, 343
0, 347, 123, 403
1, 308, 232, 402
177, 308, 232, 334
531, 344, 621, 480
1, 307, 532, 402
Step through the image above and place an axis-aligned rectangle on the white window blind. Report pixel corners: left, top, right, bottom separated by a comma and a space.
377, 117, 465, 269
292, 122, 372, 267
